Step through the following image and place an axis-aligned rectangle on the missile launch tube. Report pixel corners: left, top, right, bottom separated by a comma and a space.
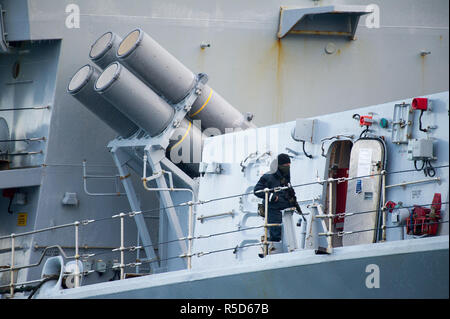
117, 29, 196, 104
94, 62, 175, 137
89, 31, 123, 69
67, 64, 139, 138
117, 28, 255, 133
190, 83, 253, 132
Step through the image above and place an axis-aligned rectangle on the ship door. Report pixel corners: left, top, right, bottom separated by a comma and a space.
342, 138, 386, 246
324, 140, 352, 248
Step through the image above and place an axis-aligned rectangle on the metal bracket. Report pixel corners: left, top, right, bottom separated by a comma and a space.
106, 73, 208, 269
392, 103, 413, 144
82, 160, 126, 197
277, 5, 373, 39
107, 73, 208, 150
199, 162, 223, 174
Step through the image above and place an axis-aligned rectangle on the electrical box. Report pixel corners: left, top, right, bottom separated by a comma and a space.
292, 118, 315, 143
359, 115, 373, 126
95, 260, 107, 273
407, 138, 433, 160
62, 192, 78, 206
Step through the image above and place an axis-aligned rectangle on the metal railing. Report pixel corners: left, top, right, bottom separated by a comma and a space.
0, 220, 94, 297
0, 164, 448, 298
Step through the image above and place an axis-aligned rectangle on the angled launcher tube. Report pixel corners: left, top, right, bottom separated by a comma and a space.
190, 83, 254, 132
67, 64, 139, 138
116, 28, 255, 133
92, 62, 205, 176
94, 62, 175, 137
117, 29, 196, 104
89, 31, 123, 69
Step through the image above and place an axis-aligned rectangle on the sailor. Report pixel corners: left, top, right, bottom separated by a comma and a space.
254, 153, 300, 253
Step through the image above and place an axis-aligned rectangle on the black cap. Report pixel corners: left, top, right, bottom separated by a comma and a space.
277, 153, 291, 165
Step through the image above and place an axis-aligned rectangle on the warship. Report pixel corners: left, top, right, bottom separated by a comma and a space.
0, 0, 448, 302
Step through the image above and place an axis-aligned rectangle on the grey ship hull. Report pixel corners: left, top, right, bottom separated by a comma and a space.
47, 236, 448, 299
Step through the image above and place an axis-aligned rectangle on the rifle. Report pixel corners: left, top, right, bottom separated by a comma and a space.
286, 186, 306, 221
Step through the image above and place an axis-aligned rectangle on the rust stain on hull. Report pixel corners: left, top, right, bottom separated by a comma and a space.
421, 54, 426, 95
274, 39, 284, 124
197, 48, 206, 72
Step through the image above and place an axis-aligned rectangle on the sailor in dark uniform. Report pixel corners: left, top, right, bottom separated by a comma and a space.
254, 153, 298, 245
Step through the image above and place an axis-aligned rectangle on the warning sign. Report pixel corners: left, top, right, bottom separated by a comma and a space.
17, 213, 27, 226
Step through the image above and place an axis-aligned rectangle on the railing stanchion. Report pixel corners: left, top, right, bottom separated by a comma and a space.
327, 179, 334, 253
264, 188, 269, 257
188, 201, 194, 269
74, 222, 80, 288
381, 170, 387, 242
120, 213, 125, 279
10, 234, 15, 297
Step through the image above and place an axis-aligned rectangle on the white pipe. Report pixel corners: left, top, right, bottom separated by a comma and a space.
142, 180, 195, 203
197, 211, 234, 223
143, 171, 163, 183
385, 177, 441, 189
167, 171, 174, 189
142, 155, 195, 202
143, 154, 147, 179
82, 160, 126, 196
